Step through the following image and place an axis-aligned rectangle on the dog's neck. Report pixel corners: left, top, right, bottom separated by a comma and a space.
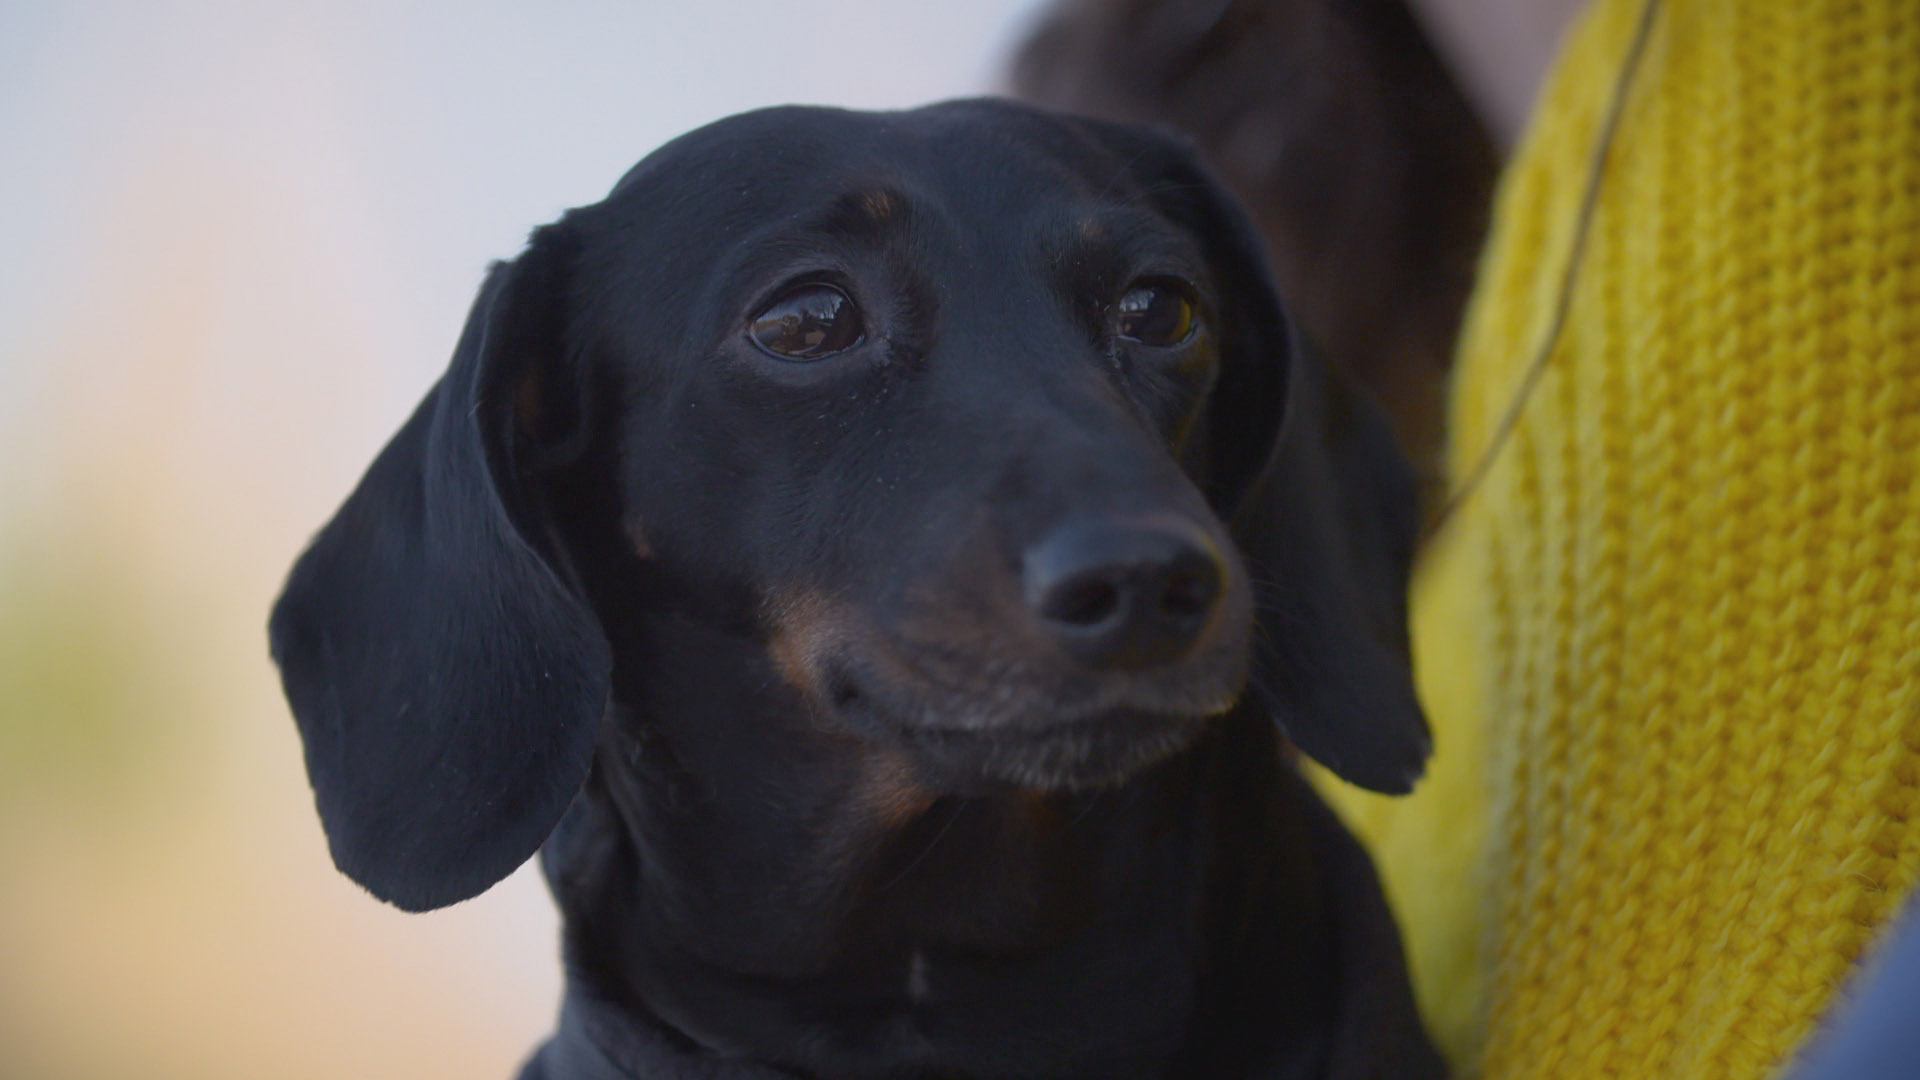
532, 617, 1351, 1079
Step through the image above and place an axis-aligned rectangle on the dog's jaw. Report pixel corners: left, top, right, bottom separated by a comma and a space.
553, 681, 1311, 1080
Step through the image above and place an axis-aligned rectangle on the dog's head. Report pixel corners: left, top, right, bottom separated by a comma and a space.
270, 100, 1428, 913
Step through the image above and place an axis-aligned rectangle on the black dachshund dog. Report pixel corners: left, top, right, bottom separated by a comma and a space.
270, 99, 1444, 1079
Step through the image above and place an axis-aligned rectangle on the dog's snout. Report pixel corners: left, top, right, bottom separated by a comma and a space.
1023, 518, 1226, 671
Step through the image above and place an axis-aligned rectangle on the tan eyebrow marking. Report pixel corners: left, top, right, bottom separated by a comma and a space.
859, 187, 901, 221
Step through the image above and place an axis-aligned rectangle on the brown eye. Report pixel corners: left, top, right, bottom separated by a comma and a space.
748, 284, 864, 360
1115, 281, 1196, 346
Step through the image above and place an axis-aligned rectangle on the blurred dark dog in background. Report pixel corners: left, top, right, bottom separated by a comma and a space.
1012, 0, 1499, 508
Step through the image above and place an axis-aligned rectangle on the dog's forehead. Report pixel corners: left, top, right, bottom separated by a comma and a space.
603, 101, 1140, 225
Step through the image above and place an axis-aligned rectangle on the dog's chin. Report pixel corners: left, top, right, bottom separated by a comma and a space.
896, 708, 1214, 792
785, 604, 1254, 793
812, 653, 1247, 793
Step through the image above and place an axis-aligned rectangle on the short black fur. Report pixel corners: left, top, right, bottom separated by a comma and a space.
270, 99, 1443, 1079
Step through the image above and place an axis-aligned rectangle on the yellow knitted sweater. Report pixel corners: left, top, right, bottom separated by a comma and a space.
1318, 1, 1920, 1077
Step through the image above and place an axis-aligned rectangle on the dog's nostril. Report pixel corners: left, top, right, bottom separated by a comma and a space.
1041, 576, 1124, 629
1159, 562, 1220, 621
1023, 518, 1228, 671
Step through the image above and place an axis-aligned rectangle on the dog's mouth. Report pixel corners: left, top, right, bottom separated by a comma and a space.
762, 510, 1255, 792
884, 705, 1216, 792
796, 625, 1249, 793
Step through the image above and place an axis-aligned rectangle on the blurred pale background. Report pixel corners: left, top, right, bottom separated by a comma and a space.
0, 3, 1039, 1077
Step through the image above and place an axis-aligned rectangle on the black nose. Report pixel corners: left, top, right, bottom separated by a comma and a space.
1023, 518, 1226, 671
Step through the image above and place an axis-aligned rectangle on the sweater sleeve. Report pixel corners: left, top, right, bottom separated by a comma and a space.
1312, 1, 1920, 1076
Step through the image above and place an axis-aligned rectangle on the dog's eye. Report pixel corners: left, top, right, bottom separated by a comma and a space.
748, 284, 864, 360
1115, 281, 1196, 347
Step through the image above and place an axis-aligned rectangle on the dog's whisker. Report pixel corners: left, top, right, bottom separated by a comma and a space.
873, 798, 965, 894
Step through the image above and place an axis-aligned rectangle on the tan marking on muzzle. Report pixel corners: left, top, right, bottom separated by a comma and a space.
764, 586, 939, 703
854, 744, 937, 830
762, 587, 847, 705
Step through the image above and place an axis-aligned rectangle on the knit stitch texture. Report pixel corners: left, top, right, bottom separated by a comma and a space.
1316, 1, 1920, 1076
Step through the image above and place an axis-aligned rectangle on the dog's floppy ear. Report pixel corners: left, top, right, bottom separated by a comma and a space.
269, 224, 610, 910
1074, 116, 1431, 793
1234, 332, 1430, 794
